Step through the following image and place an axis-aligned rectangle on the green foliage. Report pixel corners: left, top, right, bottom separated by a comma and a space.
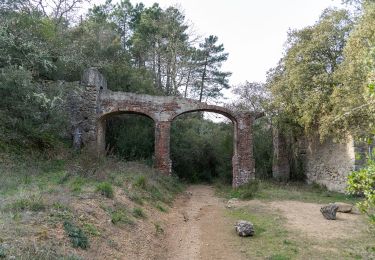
4, 198, 46, 212
134, 175, 148, 189
228, 180, 260, 199
268, 8, 354, 138
347, 160, 375, 222
155, 203, 167, 212
96, 182, 114, 198
171, 113, 233, 183
105, 115, 154, 161
63, 220, 89, 249
111, 209, 133, 225
132, 207, 146, 218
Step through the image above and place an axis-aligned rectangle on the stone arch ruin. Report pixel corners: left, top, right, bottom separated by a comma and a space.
78, 68, 261, 187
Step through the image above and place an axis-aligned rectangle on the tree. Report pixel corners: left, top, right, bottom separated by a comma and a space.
194, 35, 231, 102
267, 8, 353, 138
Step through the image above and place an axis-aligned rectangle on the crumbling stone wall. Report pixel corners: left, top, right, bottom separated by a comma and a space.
304, 136, 356, 192
75, 68, 258, 188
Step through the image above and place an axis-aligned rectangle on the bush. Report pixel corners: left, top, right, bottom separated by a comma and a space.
111, 209, 133, 225
63, 220, 89, 249
347, 160, 375, 223
96, 182, 114, 198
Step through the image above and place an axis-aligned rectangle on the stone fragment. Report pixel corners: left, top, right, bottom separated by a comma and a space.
235, 220, 255, 237
320, 204, 339, 220
334, 202, 353, 213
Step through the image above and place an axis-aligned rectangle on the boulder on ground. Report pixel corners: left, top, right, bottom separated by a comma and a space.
320, 204, 339, 220
235, 220, 254, 237
334, 202, 353, 213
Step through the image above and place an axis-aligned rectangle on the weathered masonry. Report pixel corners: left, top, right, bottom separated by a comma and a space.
77, 68, 260, 188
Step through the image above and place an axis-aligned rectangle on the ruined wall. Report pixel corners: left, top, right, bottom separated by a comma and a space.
305, 136, 355, 192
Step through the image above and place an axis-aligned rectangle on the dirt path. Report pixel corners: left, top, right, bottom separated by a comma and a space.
163, 185, 370, 260
164, 185, 247, 260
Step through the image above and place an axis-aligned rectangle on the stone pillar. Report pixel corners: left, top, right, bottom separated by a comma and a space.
80, 68, 107, 154
233, 113, 255, 188
272, 127, 290, 181
154, 121, 172, 175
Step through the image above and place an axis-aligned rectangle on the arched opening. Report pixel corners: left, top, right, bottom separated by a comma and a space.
171, 111, 235, 184
98, 112, 155, 164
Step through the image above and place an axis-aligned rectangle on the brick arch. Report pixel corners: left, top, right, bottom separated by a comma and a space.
80, 68, 255, 187
96, 110, 155, 156
171, 107, 238, 124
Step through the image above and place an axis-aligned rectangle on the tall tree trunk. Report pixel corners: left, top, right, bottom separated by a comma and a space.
199, 57, 208, 102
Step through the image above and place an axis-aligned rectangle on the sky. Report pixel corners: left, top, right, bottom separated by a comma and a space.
92, 0, 344, 86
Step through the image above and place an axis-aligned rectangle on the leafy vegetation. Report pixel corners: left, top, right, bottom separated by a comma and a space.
63, 220, 90, 249
96, 182, 115, 198
347, 160, 375, 223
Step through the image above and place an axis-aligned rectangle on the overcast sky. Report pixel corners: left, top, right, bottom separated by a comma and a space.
92, 0, 343, 85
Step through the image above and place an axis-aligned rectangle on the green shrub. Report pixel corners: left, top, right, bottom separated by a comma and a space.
132, 207, 146, 219
96, 182, 114, 198
111, 210, 133, 225
347, 160, 375, 223
63, 220, 89, 249
83, 223, 101, 236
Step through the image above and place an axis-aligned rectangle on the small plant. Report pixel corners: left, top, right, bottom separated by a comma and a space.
154, 222, 164, 235
155, 203, 167, 212
96, 182, 114, 198
134, 175, 147, 189
83, 223, 100, 236
127, 192, 144, 205
63, 220, 89, 249
132, 207, 146, 219
69, 177, 85, 193
111, 210, 133, 225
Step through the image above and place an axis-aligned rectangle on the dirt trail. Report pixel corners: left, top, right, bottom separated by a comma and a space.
164, 185, 247, 260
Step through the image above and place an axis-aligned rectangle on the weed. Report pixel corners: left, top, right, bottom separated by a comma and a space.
269, 254, 291, 260
111, 209, 133, 225
63, 220, 89, 249
228, 180, 260, 199
83, 223, 100, 236
134, 175, 147, 189
96, 182, 114, 198
69, 177, 85, 193
132, 207, 146, 219
4, 198, 46, 212
155, 203, 168, 212
154, 222, 164, 235
127, 192, 144, 205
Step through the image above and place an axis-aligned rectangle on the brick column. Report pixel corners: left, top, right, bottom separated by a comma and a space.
154, 121, 172, 175
232, 113, 255, 187
272, 127, 290, 181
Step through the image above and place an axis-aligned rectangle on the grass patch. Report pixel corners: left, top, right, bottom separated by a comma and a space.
228, 206, 297, 259
111, 209, 133, 225
4, 198, 46, 212
83, 223, 101, 236
63, 220, 89, 249
132, 207, 146, 219
154, 222, 164, 235
155, 203, 168, 212
216, 180, 360, 204
96, 182, 114, 198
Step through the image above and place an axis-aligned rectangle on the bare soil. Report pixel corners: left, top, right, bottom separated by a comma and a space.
162, 185, 371, 260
